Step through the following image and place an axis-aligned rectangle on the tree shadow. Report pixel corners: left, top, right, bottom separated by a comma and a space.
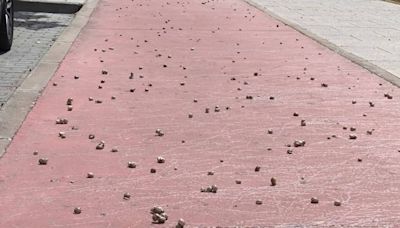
14, 12, 68, 30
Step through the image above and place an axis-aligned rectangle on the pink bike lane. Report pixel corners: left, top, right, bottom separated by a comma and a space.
1, 0, 400, 227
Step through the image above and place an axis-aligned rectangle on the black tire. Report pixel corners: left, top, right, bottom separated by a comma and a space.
0, 0, 13, 51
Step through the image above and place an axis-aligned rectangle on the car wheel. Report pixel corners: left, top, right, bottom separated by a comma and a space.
0, 0, 13, 51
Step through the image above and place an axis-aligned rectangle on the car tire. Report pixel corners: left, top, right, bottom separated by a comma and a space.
0, 0, 13, 51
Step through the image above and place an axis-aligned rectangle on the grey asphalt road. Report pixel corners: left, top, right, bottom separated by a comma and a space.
0, 11, 73, 108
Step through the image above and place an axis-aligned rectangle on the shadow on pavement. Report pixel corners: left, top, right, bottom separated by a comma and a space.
14, 12, 68, 30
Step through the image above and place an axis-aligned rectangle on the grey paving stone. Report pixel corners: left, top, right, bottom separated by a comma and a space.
0, 12, 73, 108
0, 87, 14, 103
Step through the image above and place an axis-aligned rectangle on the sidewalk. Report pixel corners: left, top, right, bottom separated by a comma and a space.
1, 0, 400, 227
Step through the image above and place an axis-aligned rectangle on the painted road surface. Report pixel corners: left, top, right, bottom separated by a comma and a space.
1, 0, 400, 227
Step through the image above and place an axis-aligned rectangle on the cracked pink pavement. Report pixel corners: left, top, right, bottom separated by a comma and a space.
1, 0, 400, 227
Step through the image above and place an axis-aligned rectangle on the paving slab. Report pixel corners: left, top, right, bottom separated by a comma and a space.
1, 0, 400, 227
